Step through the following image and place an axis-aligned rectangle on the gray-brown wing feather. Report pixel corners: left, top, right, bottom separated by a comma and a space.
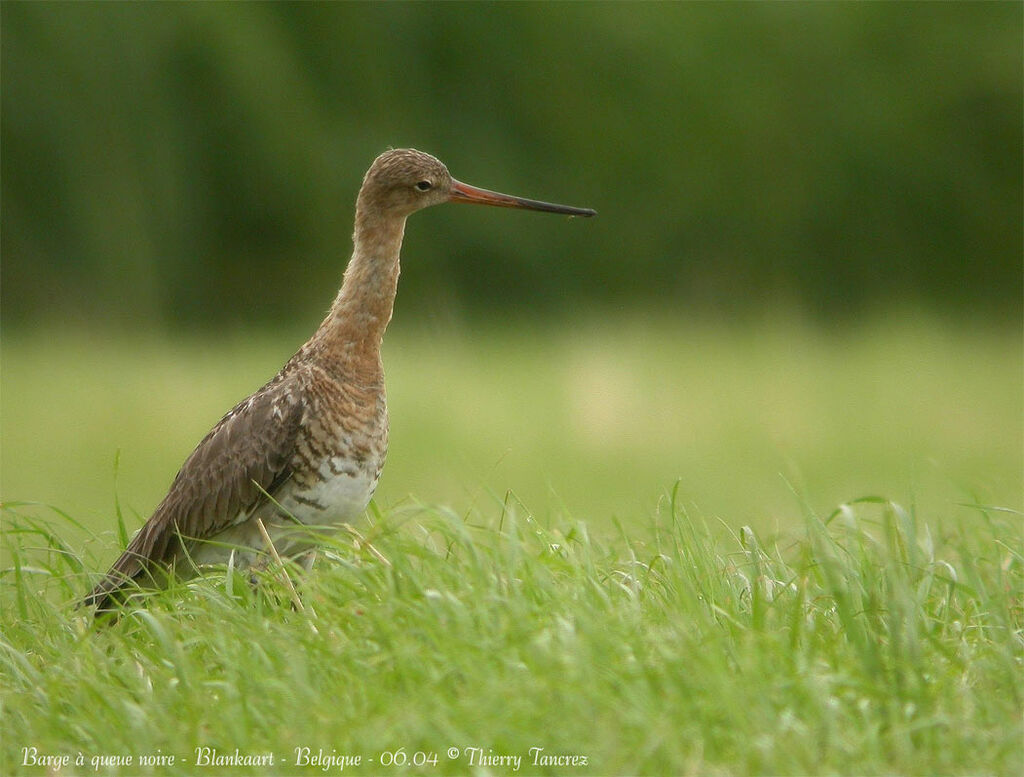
84, 377, 305, 609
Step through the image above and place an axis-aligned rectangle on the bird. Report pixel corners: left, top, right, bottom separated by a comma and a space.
83, 148, 595, 612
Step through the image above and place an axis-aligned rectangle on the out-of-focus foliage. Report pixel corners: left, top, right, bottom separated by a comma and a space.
2, 2, 1020, 328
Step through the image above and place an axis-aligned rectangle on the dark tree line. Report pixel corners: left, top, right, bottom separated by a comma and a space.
3, 2, 1020, 328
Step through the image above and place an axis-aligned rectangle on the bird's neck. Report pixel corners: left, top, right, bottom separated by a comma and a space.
313, 206, 407, 362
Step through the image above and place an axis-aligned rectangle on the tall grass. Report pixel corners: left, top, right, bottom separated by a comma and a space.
2, 493, 1021, 775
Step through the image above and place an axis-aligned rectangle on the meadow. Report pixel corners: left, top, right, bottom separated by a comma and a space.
2, 313, 1022, 775
2, 314, 1020, 537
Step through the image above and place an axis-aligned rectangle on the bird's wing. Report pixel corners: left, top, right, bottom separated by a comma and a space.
84, 376, 306, 608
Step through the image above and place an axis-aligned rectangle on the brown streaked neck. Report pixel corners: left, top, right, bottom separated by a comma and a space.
314, 203, 408, 358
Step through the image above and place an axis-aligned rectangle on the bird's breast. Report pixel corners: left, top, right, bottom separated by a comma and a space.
282, 372, 388, 526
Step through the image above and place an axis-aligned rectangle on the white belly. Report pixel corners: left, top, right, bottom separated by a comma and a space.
188, 461, 380, 570
280, 463, 380, 525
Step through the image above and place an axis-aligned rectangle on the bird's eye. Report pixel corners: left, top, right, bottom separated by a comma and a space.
415, 180, 433, 191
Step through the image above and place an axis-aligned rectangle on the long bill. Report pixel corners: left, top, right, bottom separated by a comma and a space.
450, 180, 596, 217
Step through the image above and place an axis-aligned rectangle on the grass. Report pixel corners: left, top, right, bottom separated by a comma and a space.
1, 313, 1020, 539
2, 493, 1022, 775
2, 312, 1021, 773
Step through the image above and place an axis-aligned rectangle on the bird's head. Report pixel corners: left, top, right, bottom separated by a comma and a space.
358, 148, 596, 220
359, 149, 455, 217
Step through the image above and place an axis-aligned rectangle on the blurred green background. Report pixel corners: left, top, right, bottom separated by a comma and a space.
4, 1, 1020, 326
2, 2, 1021, 538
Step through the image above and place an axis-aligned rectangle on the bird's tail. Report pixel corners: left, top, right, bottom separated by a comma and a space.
80, 521, 171, 614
